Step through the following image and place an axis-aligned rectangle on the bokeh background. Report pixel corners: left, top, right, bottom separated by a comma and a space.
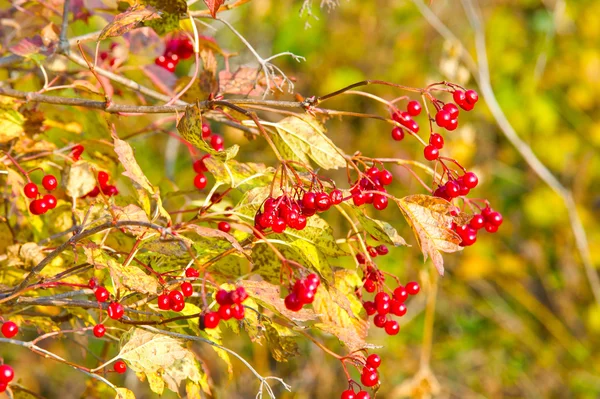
3, 0, 600, 398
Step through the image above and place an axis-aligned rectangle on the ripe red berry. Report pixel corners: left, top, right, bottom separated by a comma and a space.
469, 214, 485, 230
453, 90, 466, 105
71, 144, 84, 160
307, 273, 320, 288
230, 287, 249, 304
42, 175, 58, 191
424, 145, 439, 161
406, 100, 422, 116
487, 211, 503, 226
185, 268, 199, 278
24, 182, 38, 199
95, 287, 110, 302
485, 223, 498, 233
231, 303, 245, 320
1, 321, 18, 338
219, 304, 233, 321
378, 170, 393, 186
356, 391, 371, 399
302, 192, 316, 210
446, 118, 458, 131
194, 174, 207, 190
330, 189, 344, 205
390, 300, 407, 317
391, 126, 405, 141
210, 135, 224, 151
375, 245, 388, 255
93, 324, 106, 338
114, 360, 127, 374
462, 172, 479, 189
363, 301, 376, 316
107, 302, 124, 320
0, 365, 14, 384
181, 282, 194, 297
193, 159, 207, 173
446, 180, 460, 198
284, 292, 303, 312
406, 281, 420, 295
372, 194, 388, 210
465, 89, 479, 105
157, 293, 170, 310
202, 123, 212, 139
43, 194, 57, 209
169, 289, 184, 304
435, 109, 451, 127
361, 369, 379, 387
315, 192, 332, 212
215, 289, 230, 305
429, 133, 444, 149
363, 279, 376, 293
375, 292, 391, 305
366, 353, 381, 368
443, 103, 460, 119
373, 314, 387, 328
218, 221, 231, 233
384, 320, 400, 335
98, 171, 110, 187
341, 389, 356, 399
272, 217, 286, 233
203, 312, 220, 329
393, 286, 408, 302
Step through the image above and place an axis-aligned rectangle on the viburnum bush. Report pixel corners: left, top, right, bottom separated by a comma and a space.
0, 1, 502, 398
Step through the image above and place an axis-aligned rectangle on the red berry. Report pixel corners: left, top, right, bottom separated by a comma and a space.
469, 214, 485, 230
429, 133, 444, 149
98, 171, 110, 187
43, 194, 57, 209
218, 304, 233, 321
393, 286, 408, 302
42, 175, 58, 191
114, 360, 127, 374
203, 312, 220, 329
424, 145, 439, 161
1, 321, 18, 338
366, 353, 381, 368
361, 369, 379, 387
158, 293, 171, 310
391, 126, 405, 141
169, 289, 184, 304
462, 172, 478, 189
93, 324, 106, 338
363, 279, 376, 293
465, 89, 479, 105
356, 391, 370, 399
272, 217, 286, 233
231, 287, 249, 304
194, 174, 207, 190
363, 301, 376, 316
218, 221, 231, 233
210, 135, 224, 151
485, 223, 498, 233
284, 292, 303, 312
24, 182, 38, 199
215, 289, 230, 305
315, 192, 332, 212
446, 180, 460, 198
372, 194, 388, 210
487, 211, 503, 226
202, 123, 212, 138
95, 287, 110, 303
435, 109, 451, 127
185, 268, 199, 278
71, 144, 84, 160
181, 282, 194, 297
193, 159, 206, 173
30, 198, 48, 215
453, 90, 466, 105
353, 192, 366, 206
446, 118, 458, 131
378, 170, 393, 186
330, 189, 344, 205
107, 302, 124, 320
406, 281, 420, 295
406, 100, 422, 116
231, 303, 245, 320
390, 300, 407, 316
367, 246, 378, 258
443, 103, 460, 120
373, 314, 387, 328
375, 245, 388, 255
0, 365, 14, 384
375, 292, 391, 305
302, 192, 316, 210
341, 389, 356, 399
384, 320, 400, 335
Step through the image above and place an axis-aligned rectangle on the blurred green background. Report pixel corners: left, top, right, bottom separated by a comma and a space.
4, 0, 600, 398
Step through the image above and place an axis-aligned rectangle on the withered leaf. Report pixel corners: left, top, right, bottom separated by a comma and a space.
99, 6, 160, 40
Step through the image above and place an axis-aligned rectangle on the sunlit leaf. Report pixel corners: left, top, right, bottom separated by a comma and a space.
347, 204, 408, 247
99, 6, 160, 40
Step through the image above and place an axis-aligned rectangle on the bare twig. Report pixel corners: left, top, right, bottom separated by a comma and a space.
58, 0, 71, 54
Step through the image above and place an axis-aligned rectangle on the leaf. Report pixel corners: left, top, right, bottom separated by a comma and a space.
275, 116, 347, 170
99, 6, 160, 40
264, 322, 299, 362
0, 107, 24, 144
347, 204, 408, 247
143, 0, 188, 35
119, 328, 203, 394
111, 204, 150, 236
204, 0, 225, 18
9, 36, 53, 62
185, 224, 246, 256
241, 280, 318, 322
115, 388, 136, 399
278, 214, 346, 257
64, 161, 96, 198
395, 195, 463, 275
176, 104, 239, 160
204, 157, 275, 190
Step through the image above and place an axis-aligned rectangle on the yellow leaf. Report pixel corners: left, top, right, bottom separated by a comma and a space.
99, 6, 160, 40
114, 388, 136, 399
64, 161, 96, 198
242, 280, 318, 322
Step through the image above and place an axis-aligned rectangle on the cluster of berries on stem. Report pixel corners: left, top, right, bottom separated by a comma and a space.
155, 37, 194, 72
284, 274, 321, 312
201, 287, 249, 329
24, 174, 58, 215
84, 171, 119, 198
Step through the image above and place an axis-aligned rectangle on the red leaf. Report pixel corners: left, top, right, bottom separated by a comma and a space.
203, 0, 225, 18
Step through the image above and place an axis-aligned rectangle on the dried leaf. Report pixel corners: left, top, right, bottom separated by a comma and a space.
185, 224, 246, 255
176, 104, 239, 160
203, 0, 225, 18
119, 328, 203, 394
99, 6, 160, 40
396, 195, 463, 275
64, 161, 96, 198
111, 204, 150, 236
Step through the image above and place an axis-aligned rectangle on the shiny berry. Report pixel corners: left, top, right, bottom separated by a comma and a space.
203, 312, 220, 329
429, 133, 444, 149
98, 171, 110, 187
424, 145, 439, 161
487, 211, 503, 226
185, 268, 199, 278
361, 369, 379, 387
0, 365, 14, 384
95, 287, 110, 302
373, 314, 387, 328
194, 174, 207, 190
218, 221, 231, 233
219, 304, 233, 321
1, 321, 18, 338
231, 303, 245, 320
363, 301, 376, 316
330, 189, 344, 205
42, 175, 58, 191
43, 194, 57, 209
406, 281, 420, 295
356, 391, 370, 399
469, 214, 485, 230
462, 172, 479, 189
372, 194, 388, 210
157, 294, 171, 310
284, 293, 303, 312
315, 192, 332, 212
341, 390, 356, 399
465, 89, 479, 104
391, 301, 407, 316
107, 302, 124, 320
391, 126, 405, 141
453, 90, 466, 105
364, 279, 376, 293
435, 109, 451, 127
302, 192, 316, 210
93, 324, 106, 338
181, 282, 194, 297
378, 170, 393, 185
366, 353, 381, 368
385, 320, 400, 335
406, 100, 422, 116
210, 135, 224, 151
24, 182, 38, 199
114, 360, 127, 374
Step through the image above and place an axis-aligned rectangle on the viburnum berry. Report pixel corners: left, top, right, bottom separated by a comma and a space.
391, 126, 405, 141
330, 189, 344, 205
315, 192, 332, 212
469, 214, 485, 230
0, 365, 14, 384
1, 321, 18, 338
366, 353, 381, 368
230, 286, 249, 304
435, 109, 451, 128
429, 133, 444, 149
169, 290, 184, 305
372, 194, 388, 210
356, 391, 370, 399
406, 281, 420, 295
363, 279, 376, 293
42, 174, 58, 191
158, 293, 171, 310
218, 304, 233, 321
181, 282, 194, 297
95, 286, 110, 302
194, 174, 207, 190
210, 135, 224, 151
114, 360, 127, 374
406, 100, 422, 116
218, 221, 231, 233
485, 223, 498, 233
93, 324, 106, 338
443, 103, 459, 120
101, 185, 119, 196
390, 301, 407, 317
373, 314, 387, 328
231, 303, 245, 320
446, 180, 460, 198
462, 172, 479, 189
185, 267, 199, 278
367, 246, 378, 258
341, 389, 356, 399
465, 89, 479, 105
384, 320, 400, 335
393, 286, 408, 302
356, 253, 366, 265
363, 301, 376, 316
375, 245, 388, 255
453, 90, 467, 105
71, 144, 84, 160
216, 289, 231, 305
24, 182, 38, 199
424, 145, 439, 161
284, 292, 303, 311
361, 368, 379, 387
487, 211, 503, 226
107, 302, 124, 320
43, 194, 57, 209
202, 312, 220, 329
98, 171, 110, 187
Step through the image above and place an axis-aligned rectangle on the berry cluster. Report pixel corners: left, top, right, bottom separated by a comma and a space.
355, 244, 389, 266
157, 282, 195, 312
452, 206, 503, 246
1, 321, 19, 338
201, 287, 249, 329
155, 38, 193, 72
390, 100, 422, 141
350, 166, 393, 210
85, 171, 118, 198
340, 354, 383, 399
284, 274, 321, 312
193, 154, 211, 190
24, 174, 58, 215
89, 279, 124, 336
452, 89, 479, 111
254, 194, 312, 234
433, 171, 479, 200
0, 365, 14, 393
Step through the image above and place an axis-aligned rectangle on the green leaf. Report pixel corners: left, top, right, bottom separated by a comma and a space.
395, 194, 462, 275
176, 104, 239, 160
142, 0, 187, 35
264, 322, 299, 362
119, 328, 204, 394
274, 116, 346, 170
347, 203, 408, 247
276, 214, 346, 257
204, 157, 275, 190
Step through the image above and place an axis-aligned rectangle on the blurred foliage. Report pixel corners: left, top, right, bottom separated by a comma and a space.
1, 0, 599, 398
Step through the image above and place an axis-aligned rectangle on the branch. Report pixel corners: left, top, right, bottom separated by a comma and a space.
59, 0, 71, 54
